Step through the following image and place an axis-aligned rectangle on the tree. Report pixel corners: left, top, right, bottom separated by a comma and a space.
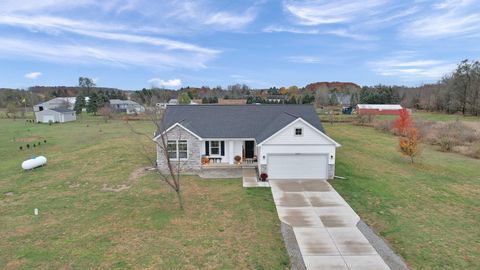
178, 92, 191, 104
78, 77, 96, 93
393, 108, 412, 136
125, 91, 187, 210
74, 93, 86, 114
6, 103, 17, 119
98, 105, 113, 123
399, 128, 420, 163
86, 92, 99, 114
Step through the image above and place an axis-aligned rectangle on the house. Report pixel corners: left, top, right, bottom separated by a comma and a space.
154, 105, 340, 180
356, 104, 403, 115
109, 99, 145, 114
33, 97, 76, 112
35, 108, 76, 123
168, 99, 178, 105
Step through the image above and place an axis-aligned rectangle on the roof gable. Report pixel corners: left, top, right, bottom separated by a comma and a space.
158, 105, 325, 141
258, 118, 341, 146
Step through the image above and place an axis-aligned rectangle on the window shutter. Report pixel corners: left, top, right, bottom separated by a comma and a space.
205, 141, 209, 155
221, 141, 225, 156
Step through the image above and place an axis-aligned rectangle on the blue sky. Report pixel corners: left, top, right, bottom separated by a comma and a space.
1, 0, 479, 90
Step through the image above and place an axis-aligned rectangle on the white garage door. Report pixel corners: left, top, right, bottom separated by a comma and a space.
268, 154, 328, 179
42, 115, 55, 123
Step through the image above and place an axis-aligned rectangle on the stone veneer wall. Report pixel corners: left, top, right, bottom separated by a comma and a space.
156, 125, 202, 173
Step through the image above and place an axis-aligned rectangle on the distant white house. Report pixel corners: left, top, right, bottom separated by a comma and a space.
156, 99, 180, 109
34, 97, 78, 123
35, 108, 76, 123
109, 99, 145, 114
33, 97, 76, 112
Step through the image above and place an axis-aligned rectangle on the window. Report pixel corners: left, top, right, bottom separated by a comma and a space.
167, 141, 177, 159
167, 140, 188, 160
178, 140, 188, 159
295, 128, 303, 136
210, 141, 220, 155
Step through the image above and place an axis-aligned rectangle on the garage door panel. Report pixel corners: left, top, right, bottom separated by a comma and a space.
43, 115, 55, 123
268, 154, 327, 179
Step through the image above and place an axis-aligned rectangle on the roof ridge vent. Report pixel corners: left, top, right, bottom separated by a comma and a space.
283, 111, 299, 118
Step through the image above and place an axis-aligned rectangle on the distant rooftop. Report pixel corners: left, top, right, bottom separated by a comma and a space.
357, 104, 402, 110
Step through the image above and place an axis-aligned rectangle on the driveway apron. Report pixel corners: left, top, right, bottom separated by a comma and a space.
270, 179, 390, 270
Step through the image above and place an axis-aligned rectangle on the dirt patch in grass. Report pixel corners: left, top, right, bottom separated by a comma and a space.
14, 136, 43, 142
100, 166, 150, 192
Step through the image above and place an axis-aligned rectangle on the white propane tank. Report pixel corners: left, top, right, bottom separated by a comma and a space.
22, 156, 47, 170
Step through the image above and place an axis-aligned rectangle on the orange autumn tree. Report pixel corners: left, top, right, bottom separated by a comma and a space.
399, 128, 420, 163
393, 108, 412, 136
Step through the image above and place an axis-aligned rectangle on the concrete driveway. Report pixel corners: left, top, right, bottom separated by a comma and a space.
270, 179, 390, 270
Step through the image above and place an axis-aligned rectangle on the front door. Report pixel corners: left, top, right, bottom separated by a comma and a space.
244, 141, 255, 158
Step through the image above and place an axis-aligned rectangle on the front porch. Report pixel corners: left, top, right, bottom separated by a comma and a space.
200, 139, 258, 166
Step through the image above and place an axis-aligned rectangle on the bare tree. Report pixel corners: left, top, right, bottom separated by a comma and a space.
125, 92, 187, 210
98, 105, 114, 123
6, 103, 18, 119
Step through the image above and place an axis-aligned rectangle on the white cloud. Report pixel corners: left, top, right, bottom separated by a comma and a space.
283, 0, 387, 25
0, 38, 213, 69
402, 0, 480, 39
263, 25, 320, 34
0, 15, 219, 55
148, 78, 182, 88
24, 72, 42, 79
205, 9, 256, 29
286, 56, 323, 64
369, 52, 456, 81
166, 1, 257, 30
325, 29, 376, 41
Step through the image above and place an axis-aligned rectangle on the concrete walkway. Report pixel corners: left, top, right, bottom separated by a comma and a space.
270, 180, 390, 270
242, 168, 270, 187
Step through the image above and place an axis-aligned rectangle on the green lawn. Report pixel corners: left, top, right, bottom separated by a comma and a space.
376, 111, 480, 122
0, 117, 288, 269
326, 123, 480, 270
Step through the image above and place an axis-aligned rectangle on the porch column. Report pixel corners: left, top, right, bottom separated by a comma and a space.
228, 141, 234, 164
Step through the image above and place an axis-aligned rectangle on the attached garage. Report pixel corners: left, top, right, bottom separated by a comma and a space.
268, 154, 328, 179
257, 118, 341, 180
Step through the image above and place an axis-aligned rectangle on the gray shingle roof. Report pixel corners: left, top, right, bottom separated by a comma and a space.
159, 105, 324, 142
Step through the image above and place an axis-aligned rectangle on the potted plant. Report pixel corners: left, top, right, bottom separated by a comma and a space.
260, 173, 268, 181
201, 156, 210, 165
234, 155, 242, 164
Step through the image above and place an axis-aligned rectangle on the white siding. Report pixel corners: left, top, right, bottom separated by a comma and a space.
262, 121, 333, 145
258, 118, 338, 179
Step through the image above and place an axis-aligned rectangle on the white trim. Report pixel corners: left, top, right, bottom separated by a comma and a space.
257, 118, 341, 147
202, 138, 256, 141
209, 140, 221, 156
167, 139, 189, 161
153, 122, 202, 141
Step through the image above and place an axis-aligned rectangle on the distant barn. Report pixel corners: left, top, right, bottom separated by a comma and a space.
356, 104, 403, 115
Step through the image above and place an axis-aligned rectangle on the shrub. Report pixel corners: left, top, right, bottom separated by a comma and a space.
356, 114, 375, 125
399, 128, 421, 163
373, 120, 395, 134
44, 140, 47, 143
26, 144, 30, 149
434, 121, 479, 151
19, 146, 23, 151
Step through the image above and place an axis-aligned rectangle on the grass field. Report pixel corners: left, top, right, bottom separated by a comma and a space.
318, 110, 480, 123
326, 123, 480, 270
0, 117, 288, 269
